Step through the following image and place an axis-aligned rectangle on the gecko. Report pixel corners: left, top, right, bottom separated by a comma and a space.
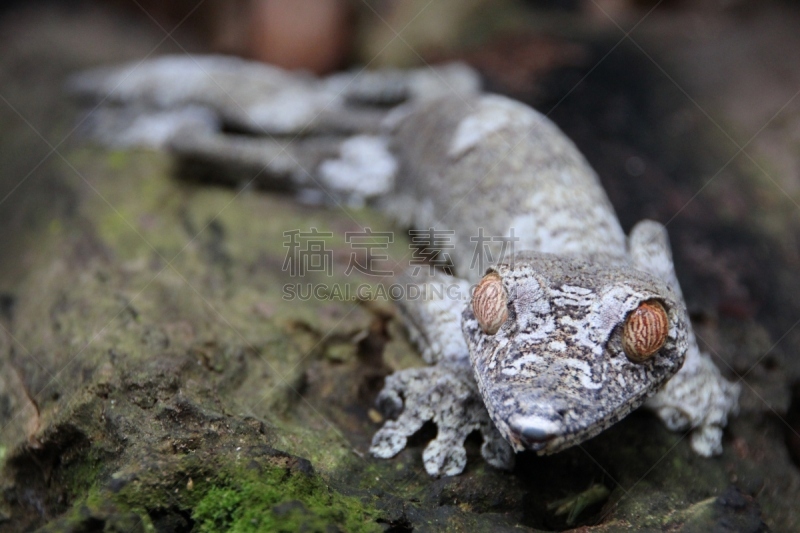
69, 56, 741, 477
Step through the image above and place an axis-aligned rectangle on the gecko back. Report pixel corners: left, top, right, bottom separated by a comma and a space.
383, 95, 627, 281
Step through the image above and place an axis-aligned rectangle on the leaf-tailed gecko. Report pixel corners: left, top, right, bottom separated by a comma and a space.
69, 56, 740, 476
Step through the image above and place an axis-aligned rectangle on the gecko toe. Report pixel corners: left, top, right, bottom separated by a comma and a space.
370, 422, 409, 458
423, 437, 467, 477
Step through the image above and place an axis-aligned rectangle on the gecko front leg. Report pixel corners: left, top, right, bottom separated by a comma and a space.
370, 273, 514, 476
645, 335, 740, 456
629, 220, 741, 456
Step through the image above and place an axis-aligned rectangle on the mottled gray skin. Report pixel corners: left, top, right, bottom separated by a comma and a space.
69, 57, 740, 477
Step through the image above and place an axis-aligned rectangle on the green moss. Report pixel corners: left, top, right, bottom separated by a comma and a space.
106, 150, 133, 171
64, 453, 380, 533
191, 465, 379, 533
61, 453, 104, 498
37, 503, 154, 533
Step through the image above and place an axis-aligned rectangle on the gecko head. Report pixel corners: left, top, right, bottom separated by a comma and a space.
462, 251, 689, 455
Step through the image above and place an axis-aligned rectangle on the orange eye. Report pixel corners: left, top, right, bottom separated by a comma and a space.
622, 300, 668, 363
473, 272, 508, 335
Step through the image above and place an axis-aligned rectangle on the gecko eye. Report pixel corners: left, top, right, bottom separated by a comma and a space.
622, 300, 669, 363
473, 272, 508, 335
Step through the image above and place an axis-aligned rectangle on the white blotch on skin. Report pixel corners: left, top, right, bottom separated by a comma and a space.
548, 340, 566, 352
448, 96, 534, 157
319, 135, 397, 198
502, 352, 544, 376
552, 285, 595, 307
113, 107, 217, 148
508, 414, 562, 435
248, 89, 329, 133
563, 358, 603, 390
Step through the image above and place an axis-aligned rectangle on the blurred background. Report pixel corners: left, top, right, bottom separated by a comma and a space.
1, 0, 800, 531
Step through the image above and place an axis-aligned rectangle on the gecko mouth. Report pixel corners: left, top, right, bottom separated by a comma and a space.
520, 428, 556, 452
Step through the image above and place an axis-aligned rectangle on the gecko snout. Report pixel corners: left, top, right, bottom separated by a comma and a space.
508, 414, 561, 451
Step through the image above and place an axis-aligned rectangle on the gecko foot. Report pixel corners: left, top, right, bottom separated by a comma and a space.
646, 344, 740, 457
370, 364, 514, 476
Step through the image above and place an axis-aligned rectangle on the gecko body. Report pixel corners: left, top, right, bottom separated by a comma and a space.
70, 57, 740, 476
